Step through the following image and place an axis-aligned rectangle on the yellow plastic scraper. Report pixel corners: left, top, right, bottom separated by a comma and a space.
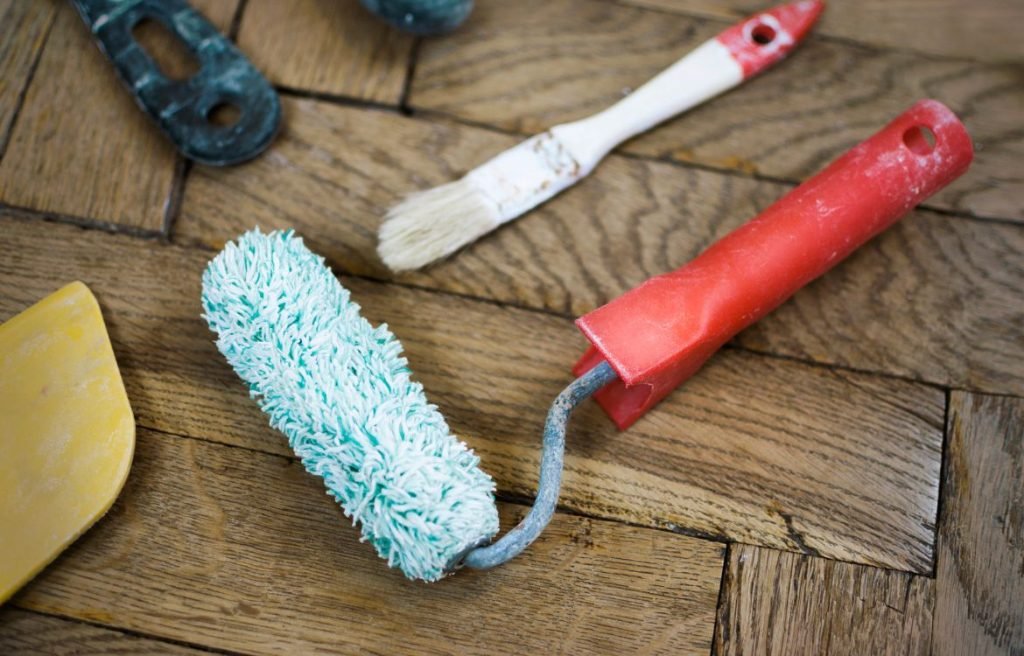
0, 282, 134, 603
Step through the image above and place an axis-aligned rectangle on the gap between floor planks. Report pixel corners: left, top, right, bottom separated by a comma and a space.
1, 2, 1017, 232
608, 0, 1024, 65
158, 85, 1020, 232
0, 213, 946, 574
8, 425, 725, 655
4, 199, 969, 404
407, 0, 1022, 222
175, 97, 1024, 397
0, 607, 240, 656
387, 102, 1009, 227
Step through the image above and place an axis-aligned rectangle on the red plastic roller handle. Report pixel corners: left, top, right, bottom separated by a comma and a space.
574, 99, 973, 429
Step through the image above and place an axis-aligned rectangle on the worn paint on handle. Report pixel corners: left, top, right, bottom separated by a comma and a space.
574, 100, 974, 429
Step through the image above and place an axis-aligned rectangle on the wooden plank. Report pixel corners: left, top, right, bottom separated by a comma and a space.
177, 98, 1024, 395
0, 4, 176, 232
1, 212, 945, 572
236, 0, 414, 104
409, 0, 1024, 222
12, 427, 724, 655
0, 608, 206, 655
933, 393, 1024, 655
617, 0, 1024, 64
189, 0, 241, 31
0, 1, 238, 234
715, 545, 935, 655
0, 1, 56, 156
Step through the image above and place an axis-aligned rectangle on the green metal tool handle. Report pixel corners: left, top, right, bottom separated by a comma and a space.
71, 0, 280, 166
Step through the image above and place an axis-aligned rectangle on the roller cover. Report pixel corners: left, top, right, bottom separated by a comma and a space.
574, 99, 973, 429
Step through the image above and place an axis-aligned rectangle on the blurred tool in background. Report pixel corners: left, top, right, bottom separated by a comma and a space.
70, 0, 473, 165
360, 0, 474, 34
71, 0, 281, 166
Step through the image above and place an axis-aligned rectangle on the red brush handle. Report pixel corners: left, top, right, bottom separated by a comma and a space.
574, 99, 973, 429
717, 0, 824, 79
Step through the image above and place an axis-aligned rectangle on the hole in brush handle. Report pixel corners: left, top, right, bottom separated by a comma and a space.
70, 0, 281, 166
750, 23, 777, 45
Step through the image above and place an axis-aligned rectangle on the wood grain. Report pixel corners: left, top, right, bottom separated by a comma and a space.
1, 211, 944, 572
177, 98, 1024, 395
410, 0, 1024, 222
616, 0, 1024, 64
933, 393, 1024, 655
189, 0, 241, 31
0, 4, 176, 232
0, 1, 239, 234
237, 0, 414, 104
0, 1, 56, 156
715, 544, 935, 655
1, 1, 1019, 652
11, 427, 724, 655
0, 608, 206, 655
736, 207, 1024, 395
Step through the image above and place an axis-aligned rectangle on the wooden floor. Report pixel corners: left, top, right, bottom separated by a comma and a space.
1, 0, 1021, 653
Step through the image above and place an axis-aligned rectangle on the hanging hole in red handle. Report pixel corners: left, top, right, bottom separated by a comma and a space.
750, 23, 777, 45
902, 125, 937, 155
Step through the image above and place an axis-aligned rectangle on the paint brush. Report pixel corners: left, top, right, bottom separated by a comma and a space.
378, 0, 825, 272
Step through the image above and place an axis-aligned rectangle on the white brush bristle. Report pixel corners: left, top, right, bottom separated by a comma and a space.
378, 178, 501, 272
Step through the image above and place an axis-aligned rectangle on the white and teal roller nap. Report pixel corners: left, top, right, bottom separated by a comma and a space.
201, 229, 499, 581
